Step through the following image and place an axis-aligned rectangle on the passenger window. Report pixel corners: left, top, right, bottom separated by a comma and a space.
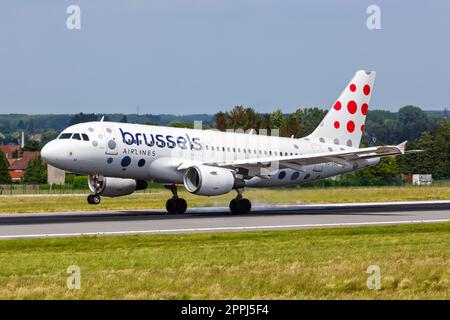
72, 133, 81, 140
59, 133, 72, 139
81, 134, 90, 141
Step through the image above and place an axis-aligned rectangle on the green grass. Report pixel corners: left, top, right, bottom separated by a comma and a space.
1, 184, 450, 213
0, 223, 449, 299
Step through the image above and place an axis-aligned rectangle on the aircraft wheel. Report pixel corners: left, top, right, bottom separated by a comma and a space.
239, 198, 251, 214
229, 199, 240, 214
176, 198, 188, 214
87, 194, 101, 205
229, 198, 251, 214
166, 198, 177, 214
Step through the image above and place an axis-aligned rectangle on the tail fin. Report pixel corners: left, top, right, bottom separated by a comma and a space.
307, 70, 376, 148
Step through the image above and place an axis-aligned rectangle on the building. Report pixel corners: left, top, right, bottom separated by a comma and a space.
404, 174, 433, 185
0, 145, 40, 181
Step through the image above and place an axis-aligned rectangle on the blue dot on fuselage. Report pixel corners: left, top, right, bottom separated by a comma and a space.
291, 172, 300, 180
278, 171, 286, 179
138, 159, 146, 167
107, 157, 113, 164
121, 156, 131, 167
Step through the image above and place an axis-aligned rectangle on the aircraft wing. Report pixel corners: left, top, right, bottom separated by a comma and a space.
203, 141, 421, 172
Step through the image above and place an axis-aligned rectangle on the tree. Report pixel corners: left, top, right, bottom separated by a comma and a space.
17, 119, 26, 130
167, 121, 194, 129
41, 129, 58, 145
22, 156, 47, 184
26, 119, 34, 134
241, 108, 259, 131
281, 114, 302, 138
23, 139, 41, 151
270, 109, 284, 130
228, 106, 247, 129
214, 112, 229, 131
396, 120, 450, 179
120, 115, 128, 123
0, 150, 11, 184
69, 113, 98, 125
143, 121, 160, 126
395, 106, 434, 142
340, 157, 401, 186
294, 108, 327, 136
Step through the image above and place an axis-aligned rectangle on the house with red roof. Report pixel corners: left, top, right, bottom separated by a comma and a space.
0, 146, 40, 181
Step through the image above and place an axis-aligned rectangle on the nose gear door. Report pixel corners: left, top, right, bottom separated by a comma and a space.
103, 126, 118, 155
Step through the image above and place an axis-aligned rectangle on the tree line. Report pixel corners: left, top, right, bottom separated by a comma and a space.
0, 105, 448, 185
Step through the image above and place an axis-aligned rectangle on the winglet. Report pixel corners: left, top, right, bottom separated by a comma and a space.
397, 141, 407, 154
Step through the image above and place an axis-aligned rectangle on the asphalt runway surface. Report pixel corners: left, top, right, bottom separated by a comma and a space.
0, 200, 449, 239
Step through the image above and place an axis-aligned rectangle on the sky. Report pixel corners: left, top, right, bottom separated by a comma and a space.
0, 0, 449, 115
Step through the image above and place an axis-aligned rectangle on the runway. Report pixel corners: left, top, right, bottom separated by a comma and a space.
0, 200, 449, 239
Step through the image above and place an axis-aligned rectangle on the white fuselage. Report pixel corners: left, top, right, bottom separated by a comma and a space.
42, 121, 379, 189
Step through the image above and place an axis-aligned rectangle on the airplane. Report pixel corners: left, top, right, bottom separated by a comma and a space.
41, 70, 419, 214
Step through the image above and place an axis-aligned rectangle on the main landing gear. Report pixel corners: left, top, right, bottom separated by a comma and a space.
165, 184, 188, 214
229, 189, 252, 214
87, 194, 101, 205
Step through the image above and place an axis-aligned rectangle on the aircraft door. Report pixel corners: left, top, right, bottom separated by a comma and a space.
103, 126, 119, 155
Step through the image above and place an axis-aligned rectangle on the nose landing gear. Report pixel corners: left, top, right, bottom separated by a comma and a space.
229, 189, 252, 214
165, 184, 188, 214
87, 174, 102, 205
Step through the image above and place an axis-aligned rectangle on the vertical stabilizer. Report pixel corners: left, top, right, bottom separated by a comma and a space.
307, 70, 376, 148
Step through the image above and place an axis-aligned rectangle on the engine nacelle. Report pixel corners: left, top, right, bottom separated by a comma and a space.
183, 165, 241, 196
88, 176, 148, 197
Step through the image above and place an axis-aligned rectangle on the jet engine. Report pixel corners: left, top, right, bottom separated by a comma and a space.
183, 165, 243, 196
88, 175, 148, 197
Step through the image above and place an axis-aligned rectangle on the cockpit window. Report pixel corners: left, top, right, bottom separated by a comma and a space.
59, 133, 72, 139
72, 133, 82, 140
81, 134, 89, 141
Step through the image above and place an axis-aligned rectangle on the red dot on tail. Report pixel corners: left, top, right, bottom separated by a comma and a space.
361, 103, 368, 115
334, 121, 340, 129
363, 85, 371, 95
347, 100, 357, 114
350, 84, 356, 92
333, 101, 341, 110
347, 120, 355, 133
361, 125, 365, 132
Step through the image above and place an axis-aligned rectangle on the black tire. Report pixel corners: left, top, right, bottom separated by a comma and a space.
166, 198, 177, 214
176, 198, 188, 214
239, 198, 251, 214
92, 195, 101, 205
229, 199, 240, 214
87, 195, 94, 204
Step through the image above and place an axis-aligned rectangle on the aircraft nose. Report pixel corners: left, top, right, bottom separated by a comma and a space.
41, 140, 59, 165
